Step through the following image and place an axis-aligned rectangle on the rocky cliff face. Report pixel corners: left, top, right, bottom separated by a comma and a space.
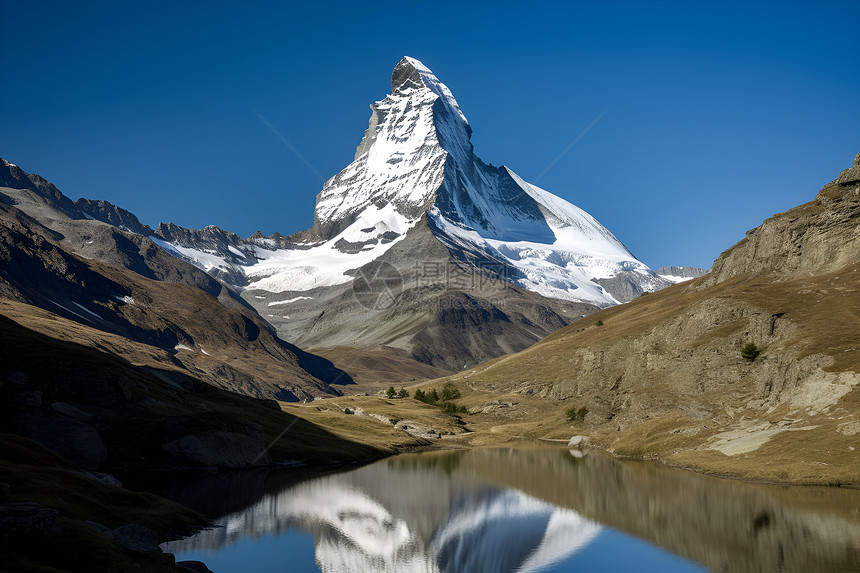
0, 159, 153, 236
251, 216, 597, 375
705, 161, 860, 284
441, 154, 860, 484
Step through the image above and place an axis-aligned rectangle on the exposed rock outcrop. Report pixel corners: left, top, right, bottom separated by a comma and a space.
704, 162, 860, 284
837, 152, 860, 185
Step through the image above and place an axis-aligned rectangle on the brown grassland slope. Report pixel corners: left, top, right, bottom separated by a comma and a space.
397, 157, 860, 485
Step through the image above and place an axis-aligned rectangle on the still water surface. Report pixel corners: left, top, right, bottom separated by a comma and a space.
160, 448, 860, 572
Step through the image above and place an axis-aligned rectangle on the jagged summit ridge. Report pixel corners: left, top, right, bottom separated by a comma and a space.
390, 56, 468, 125
314, 56, 462, 240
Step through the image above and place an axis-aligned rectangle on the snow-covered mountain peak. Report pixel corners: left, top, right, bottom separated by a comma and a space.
311, 58, 466, 242
149, 57, 669, 307
391, 56, 469, 125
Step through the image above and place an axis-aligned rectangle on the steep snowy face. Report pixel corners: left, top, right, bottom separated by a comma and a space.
427, 165, 661, 305
151, 56, 666, 304
310, 56, 465, 242
297, 55, 663, 305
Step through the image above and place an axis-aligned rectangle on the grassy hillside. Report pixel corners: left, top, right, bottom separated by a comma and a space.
412, 167, 860, 484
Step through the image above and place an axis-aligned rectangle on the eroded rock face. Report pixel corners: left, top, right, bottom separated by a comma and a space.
545, 296, 857, 429
837, 152, 860, 185
705, 159, 860, 284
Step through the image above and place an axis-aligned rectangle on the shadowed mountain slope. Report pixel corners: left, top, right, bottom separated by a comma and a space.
0, 197, 352, 401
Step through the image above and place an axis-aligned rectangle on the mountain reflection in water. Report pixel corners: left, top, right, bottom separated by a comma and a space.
162, 448, 860, 573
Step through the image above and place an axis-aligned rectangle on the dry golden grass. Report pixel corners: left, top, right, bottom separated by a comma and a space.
280, 395, 468, 453
395, 259, 860, 485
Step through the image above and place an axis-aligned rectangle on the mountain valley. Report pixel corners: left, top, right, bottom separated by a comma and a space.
1, 53, 858, 572
0, 58, 685, 387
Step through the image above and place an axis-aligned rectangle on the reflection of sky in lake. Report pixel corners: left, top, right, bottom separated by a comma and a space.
164, 452, 706, 572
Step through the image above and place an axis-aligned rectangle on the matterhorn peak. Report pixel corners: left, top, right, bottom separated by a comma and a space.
390, 56, 431, 93
153, 57, 667, 310
268, 57, 662, 306
389, 56, 468, 125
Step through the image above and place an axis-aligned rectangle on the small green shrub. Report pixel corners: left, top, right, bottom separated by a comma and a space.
741, 343, 761, 362
596, 320, 603, 327
566, 406, 589, 422
441, 401, 467, 414
386, 386, 396, 399
441, 382, 461, 401
397, 388, 409, 399
415, 385, 466, 414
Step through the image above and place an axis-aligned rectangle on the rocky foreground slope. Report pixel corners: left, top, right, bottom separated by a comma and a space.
430, 154, 860, 484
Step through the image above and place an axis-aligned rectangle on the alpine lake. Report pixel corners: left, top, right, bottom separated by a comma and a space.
153, 447, 860, 572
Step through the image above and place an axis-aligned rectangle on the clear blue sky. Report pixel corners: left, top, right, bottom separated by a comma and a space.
2, 0, 858, 269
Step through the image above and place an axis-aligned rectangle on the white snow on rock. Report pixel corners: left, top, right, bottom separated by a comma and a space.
658, 274, 696, 284
268, 296, 313, 306
244, 232, 413, 295
151, 236, 231, 273
153, 57, 665, 306
174, 344, 194, 352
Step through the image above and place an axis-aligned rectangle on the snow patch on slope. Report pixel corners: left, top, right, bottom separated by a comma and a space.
659, 274, 696, 284
151, 236, 231, 273
268, 296, 312, 306
245, 206, 418, 293
428, 167, 658, 307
